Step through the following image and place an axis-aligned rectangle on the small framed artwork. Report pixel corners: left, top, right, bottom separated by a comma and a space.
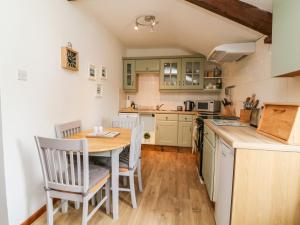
88, 64, 96, 80
101, 65, 107, 80
95, 83, 103, 98
61, 47, 79, 71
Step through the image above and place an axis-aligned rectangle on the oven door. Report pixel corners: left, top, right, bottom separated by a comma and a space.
196, 101, 209, 111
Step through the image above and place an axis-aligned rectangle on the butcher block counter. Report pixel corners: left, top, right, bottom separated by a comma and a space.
204, 119, 300, 225
204, 119, 300, 152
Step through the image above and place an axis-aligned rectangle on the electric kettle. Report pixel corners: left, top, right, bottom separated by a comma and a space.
184, 101, 195, 111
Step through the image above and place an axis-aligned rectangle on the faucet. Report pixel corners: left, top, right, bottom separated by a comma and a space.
156, 104, 164, 111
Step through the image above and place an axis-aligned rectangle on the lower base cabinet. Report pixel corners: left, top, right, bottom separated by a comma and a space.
155, 120, 178, 146
178, 121, 192, 147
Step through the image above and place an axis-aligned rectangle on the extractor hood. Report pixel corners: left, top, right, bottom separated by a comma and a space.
207, 42, 256, 63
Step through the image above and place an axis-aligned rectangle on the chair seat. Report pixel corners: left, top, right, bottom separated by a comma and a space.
70, 163, 109, 191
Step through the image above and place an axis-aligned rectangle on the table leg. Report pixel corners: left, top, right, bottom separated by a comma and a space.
111, 148, 120, 220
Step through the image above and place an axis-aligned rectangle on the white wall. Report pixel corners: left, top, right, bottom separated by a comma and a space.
126, 74, 220, 110
222, 37, 300, 116
126, 48, 194, 57
0, 0, 124, 224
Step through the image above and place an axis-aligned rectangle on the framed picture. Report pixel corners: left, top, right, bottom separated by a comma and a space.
61, 47, 79, 71
95, 83, 103, 97
88, 64, 96, 80
101, 65, 107, 80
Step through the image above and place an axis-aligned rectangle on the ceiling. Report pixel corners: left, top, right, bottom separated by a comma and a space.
75, 0, 272, 56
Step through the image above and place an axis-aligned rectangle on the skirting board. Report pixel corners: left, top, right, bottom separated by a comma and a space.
20, 199, 59, 225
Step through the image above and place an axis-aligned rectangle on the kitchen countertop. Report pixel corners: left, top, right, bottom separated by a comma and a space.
119, 108, 199, 115
205, 119, 300, 152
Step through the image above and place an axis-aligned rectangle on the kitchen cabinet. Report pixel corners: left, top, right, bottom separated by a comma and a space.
123, 60, 137, 91
272, 0, 300, 77
135, 59, 160, 73
181, 58, 204, 89
178, 121, 192, 147
155, 120, 178, 146
159, 59, 182, 90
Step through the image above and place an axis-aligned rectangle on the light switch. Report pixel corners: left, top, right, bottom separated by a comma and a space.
17, 69, 28, 81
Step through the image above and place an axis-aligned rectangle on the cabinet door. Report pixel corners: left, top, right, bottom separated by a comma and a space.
135, 59, 160, 72
160, 59, 181, 90
181, 58, 204, 89
178, 121, 193, 147
123, 60, 137, 91
155, 121, 178, 146
203, 137, 215, 200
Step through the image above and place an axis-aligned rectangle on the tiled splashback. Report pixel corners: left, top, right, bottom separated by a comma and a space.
125, 74, 220, 110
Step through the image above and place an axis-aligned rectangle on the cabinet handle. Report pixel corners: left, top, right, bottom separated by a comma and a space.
204, 132, 208, 135
166, 117, 168, 120
273, 108, 286, 113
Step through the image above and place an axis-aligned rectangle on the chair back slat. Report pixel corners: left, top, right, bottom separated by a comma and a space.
129, 123, 144, 169
112, 116, 137, 130
55, 120, 81, 138
35, 136, 89, 193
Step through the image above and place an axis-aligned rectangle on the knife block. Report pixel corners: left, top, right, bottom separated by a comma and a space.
240, 109, 252, 123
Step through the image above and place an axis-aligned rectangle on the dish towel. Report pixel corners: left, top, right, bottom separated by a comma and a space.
192, 125, 198, 154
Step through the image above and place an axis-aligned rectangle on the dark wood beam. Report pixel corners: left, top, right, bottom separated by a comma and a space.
185, 0, 272, 43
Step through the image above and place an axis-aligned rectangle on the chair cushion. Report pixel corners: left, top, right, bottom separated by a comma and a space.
70, 163, 109, 191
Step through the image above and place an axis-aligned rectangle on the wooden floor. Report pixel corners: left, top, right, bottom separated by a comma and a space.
33, 146, 215, 225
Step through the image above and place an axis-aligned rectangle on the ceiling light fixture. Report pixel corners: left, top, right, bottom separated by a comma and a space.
134, 15, 159, 32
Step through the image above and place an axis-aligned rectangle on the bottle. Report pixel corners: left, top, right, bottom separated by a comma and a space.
216, 78, 222, 89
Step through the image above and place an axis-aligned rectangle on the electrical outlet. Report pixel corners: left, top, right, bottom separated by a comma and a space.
17, 69, 28, 81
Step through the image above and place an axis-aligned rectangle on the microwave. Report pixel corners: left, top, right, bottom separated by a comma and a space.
195, 100, 221, 112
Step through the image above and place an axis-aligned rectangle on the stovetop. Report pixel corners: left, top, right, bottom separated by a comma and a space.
196, 114, 239, 124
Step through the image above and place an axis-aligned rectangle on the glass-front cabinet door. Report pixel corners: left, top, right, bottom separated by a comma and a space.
181, 58, 204, 89
160, 59, 181, 90
123, 60, 137, 91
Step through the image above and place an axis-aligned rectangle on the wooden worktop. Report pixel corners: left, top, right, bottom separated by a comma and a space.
119, 108, 199, 115
204, 119, 300, 152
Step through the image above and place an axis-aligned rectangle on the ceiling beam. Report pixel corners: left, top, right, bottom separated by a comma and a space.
185, 0, 272, 43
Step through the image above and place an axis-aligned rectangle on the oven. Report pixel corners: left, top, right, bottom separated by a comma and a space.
195, 100, 221, 112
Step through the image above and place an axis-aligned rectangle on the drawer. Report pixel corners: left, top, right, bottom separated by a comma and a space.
179, 114, 193, 122
204, 124, 216, 147
258, 104, 298, 141
156, 114, 178, 121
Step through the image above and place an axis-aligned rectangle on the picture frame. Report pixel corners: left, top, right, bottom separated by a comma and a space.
95, 83, 103, 98
88, 64, 96, 80
61, 47, 79, 71
101, 65, 107, 80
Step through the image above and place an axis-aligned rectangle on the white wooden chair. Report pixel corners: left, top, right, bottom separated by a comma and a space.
95, 122, 143, 208
35, 136, 110, 225
112, 116, 137, 129
55, 120, 82, 210
55, 120, 81, 138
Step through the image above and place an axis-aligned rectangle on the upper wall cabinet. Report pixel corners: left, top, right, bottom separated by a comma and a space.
135, 59, 160, 73
181, 58, 204, 89
160, 58, 182, 90
123, 60, 137, 91
272, 0, 300, 77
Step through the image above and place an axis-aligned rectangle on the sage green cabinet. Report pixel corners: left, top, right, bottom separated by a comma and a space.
123, 60, 137, 91
181, 58, 204, 89
135, 59, 160, 72
178, 121, 193, 147
155, 114, 178, 146
272, 0, 300, 77
160, 59, 182, 90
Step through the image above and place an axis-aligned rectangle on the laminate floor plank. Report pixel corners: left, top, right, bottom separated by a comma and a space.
33, 147, 215, 225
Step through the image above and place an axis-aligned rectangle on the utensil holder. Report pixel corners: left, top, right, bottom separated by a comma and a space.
240, 109, 252, 123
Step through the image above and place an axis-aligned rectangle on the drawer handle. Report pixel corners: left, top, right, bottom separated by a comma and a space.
166, 117, 168, 120
273, 108, 286, 113
185, 118, 187, 120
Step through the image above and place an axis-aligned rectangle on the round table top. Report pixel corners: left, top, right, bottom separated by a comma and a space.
69, 128, 131, 153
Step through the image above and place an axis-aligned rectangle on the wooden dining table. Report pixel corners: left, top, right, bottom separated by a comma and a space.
68, 127, 131, 220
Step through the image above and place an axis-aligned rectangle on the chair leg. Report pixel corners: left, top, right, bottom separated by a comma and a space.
105, 181, 110, 214
46, 192, 54, 225
137, 158, 143, 192
129, 172, 137, 208
61, 200, 68, 213
82, 197, 89, 225
75, 201, 80, 209
91, 196, 96, 206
